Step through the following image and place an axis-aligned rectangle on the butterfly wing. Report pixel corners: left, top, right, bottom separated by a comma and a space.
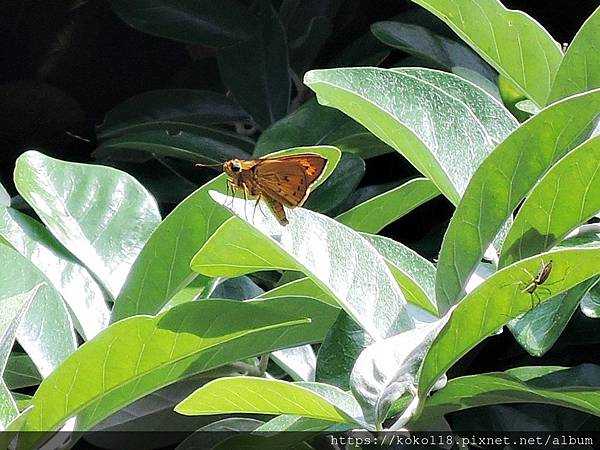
255, 154, 326, 207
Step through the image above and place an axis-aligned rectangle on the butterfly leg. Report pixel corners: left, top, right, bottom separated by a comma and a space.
263, 196, 289, 226
252, 193, 262, 224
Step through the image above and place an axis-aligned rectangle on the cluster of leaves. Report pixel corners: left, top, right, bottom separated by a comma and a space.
3, 0, 600, 449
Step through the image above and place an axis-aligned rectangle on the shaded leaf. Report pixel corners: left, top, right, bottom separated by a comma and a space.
217, 0, 290, 129
255, 98, 392, 159
372, 21, 495, 80
95, 122, 253, 164
110, 0, 257, 48
97, 89, 249, 139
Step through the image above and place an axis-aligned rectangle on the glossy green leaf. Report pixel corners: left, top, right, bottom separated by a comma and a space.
418, 365, 600, 426
4, 354, 41, 390
192, 192, 414, 341
549, 6, 600, 103
581, 282, 600, 319
437, 89, 600, 312
176, 377, 363, 426
336, 178, 440, 234
304, 154, 364, 213
254, 98, 392, 159
259, 277, 338, 307
372, 21, 495, 80
305, 67, 517, 205
316, 312, 372, 391
0, 208, 109, 340
218, 0, 290, 129
409, 0, 563, 106
420, 248, 600, 398
501, 135, 600, 267
16, 296, 339, 447
508, 277, 599, 356
97, 89, 249, 139
110, 0, 257, 48
95, 122, 253, 164
14, 151, 161, 298
0, 182, 9, 207
363, 234, 437, 316
113, 146, 340, 322
0, 287, 38, 428
0, 245, 75, 378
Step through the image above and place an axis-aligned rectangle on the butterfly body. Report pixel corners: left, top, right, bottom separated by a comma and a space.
217, 154, 327, 225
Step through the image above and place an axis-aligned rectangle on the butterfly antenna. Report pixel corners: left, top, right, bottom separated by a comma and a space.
195, 162, 223, 168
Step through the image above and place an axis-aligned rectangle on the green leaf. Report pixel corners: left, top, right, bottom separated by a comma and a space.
211, 276, 263, 301
581, 282, 600, 318
272, 344, 317, 382
508, 277, 599, 356
4, 353, 40, 391
0, 246, 76, 377
362, 234, 437, 316
316, 312, 373, 391
0, 208, 109, 340
372, 21, 495, 80
549, 6, 600, 103
436, 89, 600, 312
418, 365, 600, 426
409, 0, 563, 106
305, 67, 517, 205
0, 286, 39, 428
0, 182, 9, 208
336, 178, 440, 234
112, 145, 340, 322
175, 377, 363, 425
254, 98, 392, 159
192, 192, 414, 340
217, 0, 290, 129
109, 0, 257, 48
289, 16, 332, 77
14, 151, 161, 298
259, 277, 338, 307
94, 122, 253, 164
16, 296, 339, 446
0, 382, 16, 430
175, 418, 265, 450
97, 89, 249, 139
304, 154, 364, 213
419, 248, 600, 398
501, 135, 600, 267
351, 321, 446, 427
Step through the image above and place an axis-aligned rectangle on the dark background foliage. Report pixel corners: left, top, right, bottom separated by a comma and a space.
2, 0, 600, 436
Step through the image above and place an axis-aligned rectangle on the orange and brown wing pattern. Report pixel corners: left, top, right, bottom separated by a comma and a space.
254, 154, 327, 207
